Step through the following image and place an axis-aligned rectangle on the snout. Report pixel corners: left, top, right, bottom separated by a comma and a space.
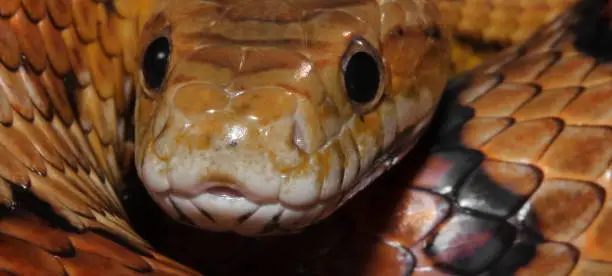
137, 83, 357, 235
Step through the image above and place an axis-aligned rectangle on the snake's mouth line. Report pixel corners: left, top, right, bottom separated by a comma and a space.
139, 105, 436, 235
204, 186, 245, 198
166, 180, 250, 200
152, 189, 334, 236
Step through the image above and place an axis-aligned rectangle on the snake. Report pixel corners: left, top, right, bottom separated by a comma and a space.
0, 0, 609, 275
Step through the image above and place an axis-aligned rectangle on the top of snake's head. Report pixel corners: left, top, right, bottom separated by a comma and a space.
134, 0, 451, 236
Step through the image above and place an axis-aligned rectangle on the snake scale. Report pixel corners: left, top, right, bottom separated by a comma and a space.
0, 0, 610, 275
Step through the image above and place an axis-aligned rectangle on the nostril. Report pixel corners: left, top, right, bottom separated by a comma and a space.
206, 186, 244, 198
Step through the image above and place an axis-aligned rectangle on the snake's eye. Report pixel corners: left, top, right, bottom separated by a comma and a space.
142, 36, 171, 90
341, 36, 385, 114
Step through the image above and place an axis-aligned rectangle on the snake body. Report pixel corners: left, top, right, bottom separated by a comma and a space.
0, 0, 611, 275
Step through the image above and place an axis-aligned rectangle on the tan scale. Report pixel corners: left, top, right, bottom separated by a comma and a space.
433, 0, 581, 71
133, 0, 450, 235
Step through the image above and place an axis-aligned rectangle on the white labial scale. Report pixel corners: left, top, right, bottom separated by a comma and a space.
191, 193, 259, 229
337, 125, 360, 192
397, 87, 435, 133
279, 159, 320, 207
170, 195, 224, 232
379, 99, 399, 148
152, 193, 182, 221
394, 94, 416, 131
167, 149, 282, 201
318, 143, 343, 201
293, 98, 325, 154
348, 116, 379, 171
236, 203, 284, 236
166, 148, 204, 193
140, 153, 170, 193
318, 99, 343, 141
278, 208, 303, 229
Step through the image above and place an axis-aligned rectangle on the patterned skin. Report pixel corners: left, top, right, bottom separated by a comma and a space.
126, 1, 612, 275
0, 0, 609, 275
0, 0, 197, 274
133, 0, 450, 235
435, 0, 581, 71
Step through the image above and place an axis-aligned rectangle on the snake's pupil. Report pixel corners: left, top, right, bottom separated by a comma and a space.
344, 51, 380, 103
143, 37, 171, 90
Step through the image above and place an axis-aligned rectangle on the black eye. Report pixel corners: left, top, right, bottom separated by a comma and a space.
341, 37, 384, 114
344, 52, 380, 103
142, 36, 171, 90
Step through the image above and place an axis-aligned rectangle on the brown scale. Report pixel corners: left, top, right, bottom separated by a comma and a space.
0, 210, 198, 275
0, 0, 198, 274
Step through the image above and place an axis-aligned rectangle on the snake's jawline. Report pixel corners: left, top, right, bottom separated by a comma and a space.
336, 109, 434, 211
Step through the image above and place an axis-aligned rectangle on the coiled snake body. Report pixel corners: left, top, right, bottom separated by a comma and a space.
0, 0, 610, 275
